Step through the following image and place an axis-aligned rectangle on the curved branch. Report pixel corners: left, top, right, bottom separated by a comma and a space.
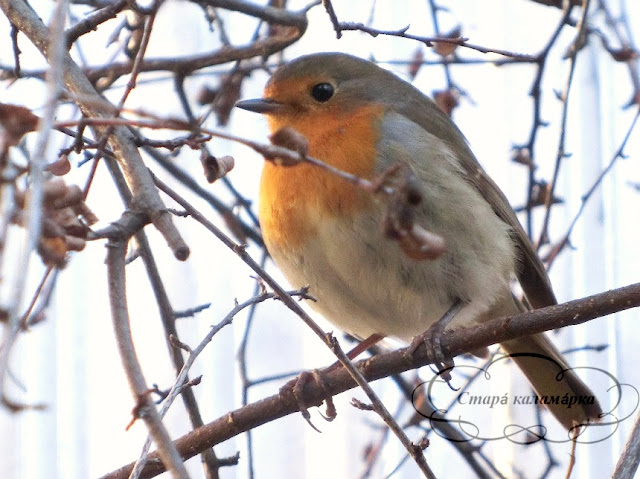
101, 281, 640, 478
64, 0, 128, 48
85, 5, 310, 84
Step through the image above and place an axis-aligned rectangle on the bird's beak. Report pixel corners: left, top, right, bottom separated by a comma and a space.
235, 98, 283, 114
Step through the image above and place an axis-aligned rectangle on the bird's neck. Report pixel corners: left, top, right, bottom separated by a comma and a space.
268, 104, 384, 175
258, 104, 384, 250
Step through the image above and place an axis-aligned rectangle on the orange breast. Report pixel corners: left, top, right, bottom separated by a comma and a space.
259, 104, 384, 251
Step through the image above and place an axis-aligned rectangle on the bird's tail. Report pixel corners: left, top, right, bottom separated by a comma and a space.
500, 333, 602, 431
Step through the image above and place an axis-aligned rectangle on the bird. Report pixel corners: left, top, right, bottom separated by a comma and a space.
236, 52, 601, 430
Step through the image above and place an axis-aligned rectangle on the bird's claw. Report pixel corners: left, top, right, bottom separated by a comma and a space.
406, 300, 465, 388
409, 322, 455, 386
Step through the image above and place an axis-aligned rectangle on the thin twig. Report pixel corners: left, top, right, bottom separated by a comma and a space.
135, 228, 222, 479
521, 4, 572, 238
337, 23, 538, 61
546, 106, 640, 268
80, 0, 158, 195
536, 0, 591, 247
322, 0, 342, 38
598, 0, 640, 105
54, 115, 379, 192
84, 2, 312, 83
19, 266, 54, 328
129, 290, 307, 478
426, 0, 453, 89
141, 145, 264, 246
237, 252, 269, 479
10, 22, 21, 77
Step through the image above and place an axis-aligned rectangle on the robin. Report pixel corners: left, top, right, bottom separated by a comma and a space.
236, 52, 601, 430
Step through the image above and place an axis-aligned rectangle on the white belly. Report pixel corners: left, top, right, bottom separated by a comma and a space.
268, 207, 515, 341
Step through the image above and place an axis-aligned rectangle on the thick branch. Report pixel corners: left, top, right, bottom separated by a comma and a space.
102, 282, 640, 479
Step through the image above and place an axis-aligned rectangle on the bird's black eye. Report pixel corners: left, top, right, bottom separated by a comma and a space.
311, 83, 334, 102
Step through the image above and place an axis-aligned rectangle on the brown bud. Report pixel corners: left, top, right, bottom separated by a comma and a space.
42, 178, 68, 202
433, 89, 459, 117
213, 72, 246, 126
64, 235, 86, 252
196, 85, 219, 105
41, 217, 67, 238
512, 148, 533, 167
529, 180, 563, 208
433, 26, 462, 58
52, 185, 83, 210
270, 126, 309, 158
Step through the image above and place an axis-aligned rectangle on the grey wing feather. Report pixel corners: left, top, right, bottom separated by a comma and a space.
393, 88, 557, 308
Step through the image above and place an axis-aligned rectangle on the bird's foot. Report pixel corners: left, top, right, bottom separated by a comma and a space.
406, 300, 465, 387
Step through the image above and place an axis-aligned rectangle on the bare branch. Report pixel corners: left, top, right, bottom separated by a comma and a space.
536, 0, 591, 247
546, 106, 640, 268
130, 290, 307, 478
336, 23, 539, 61
64, 0, 129, 48
103, 282, 640, 479
85, 3, 311, 84
106, 237, 190, 479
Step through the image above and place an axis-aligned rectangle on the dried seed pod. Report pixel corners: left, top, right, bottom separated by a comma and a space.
0, 102, 39, 148
46, 155, 72, 176
202, 154, 235, 183
12, 178, 98, 267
